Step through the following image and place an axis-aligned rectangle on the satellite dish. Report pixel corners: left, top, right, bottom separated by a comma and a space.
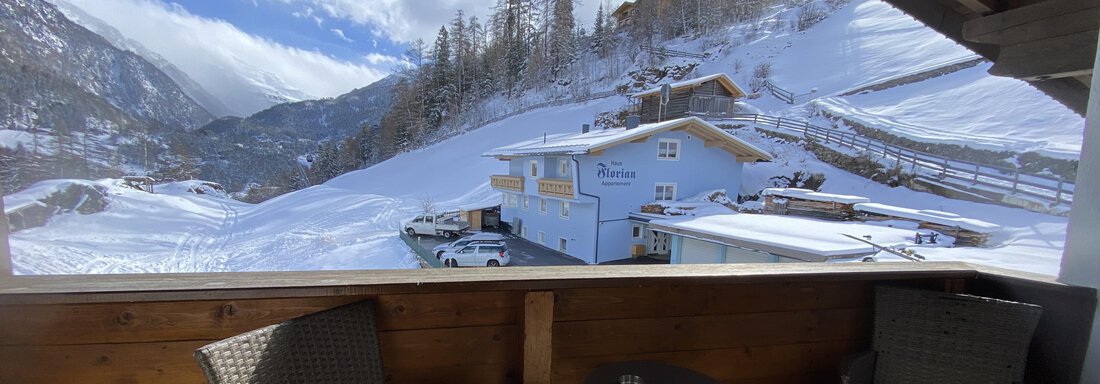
660, 84, 672, 105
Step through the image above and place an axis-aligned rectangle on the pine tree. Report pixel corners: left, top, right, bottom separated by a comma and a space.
548, 0, 576, 79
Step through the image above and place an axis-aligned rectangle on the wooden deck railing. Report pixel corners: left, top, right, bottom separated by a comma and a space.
537, 178, 574, 199
0, 263, 1092, 383
490, 174, 524, 192
687, 95, 736, 118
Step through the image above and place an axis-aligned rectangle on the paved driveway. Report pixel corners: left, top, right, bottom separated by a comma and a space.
410, 230, 586, 267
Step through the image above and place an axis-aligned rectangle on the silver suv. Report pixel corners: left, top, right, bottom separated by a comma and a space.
432, 233, 506, 259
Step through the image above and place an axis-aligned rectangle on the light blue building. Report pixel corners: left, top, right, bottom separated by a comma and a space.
484, 116, 772, 264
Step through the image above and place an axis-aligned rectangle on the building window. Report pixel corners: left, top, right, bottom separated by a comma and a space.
655, 183, 676, 201
539, 198, 547, 214
530, 160, 538, 177
504, 193, 518, 208
559, 237, 568, 253
522, 195, 529, 210
560, 201, 570, 219
521, 226, 528, 238
559, 159, 569, 177
658, 138, 680, 160
538, 231, 545, 244
632, 224, 643, 239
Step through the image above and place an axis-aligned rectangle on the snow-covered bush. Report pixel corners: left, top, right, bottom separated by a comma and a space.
793, 2, 829, 31
749, 62, 772, 93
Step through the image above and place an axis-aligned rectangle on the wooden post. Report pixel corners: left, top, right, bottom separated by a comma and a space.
1055, 176, 1064, 205
1013, 169, 1021, 193
910, 151, 918, 172
942, 158, 950, 178
523, 291, 555, 384
895, 147, 903, 168
824, 128, 831, 144
752, 114, 758, 125
0, 180, 10, 277
973, 162, 981, 184
804, 121, 811, 134
775, 117, 781, 130
882, 142, 889, 158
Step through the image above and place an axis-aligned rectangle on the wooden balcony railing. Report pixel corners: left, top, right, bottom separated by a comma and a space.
538, 178, 574, 199
688, 95, 736, 118
490, 174, 524, 192
0, 263, 1092, 383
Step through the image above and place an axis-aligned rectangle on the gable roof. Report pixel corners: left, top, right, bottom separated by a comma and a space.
611, 1, 635, 18
631, 73, 747, 99
483, 116, 772, 162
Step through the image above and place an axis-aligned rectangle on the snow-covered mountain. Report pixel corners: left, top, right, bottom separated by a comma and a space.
51, 0, 346, 117
49, 0, 234, 117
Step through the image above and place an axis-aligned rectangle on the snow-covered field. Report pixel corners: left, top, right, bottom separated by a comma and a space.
4, 0, 1080, 276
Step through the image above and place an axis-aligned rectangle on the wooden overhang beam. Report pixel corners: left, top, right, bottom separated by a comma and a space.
963, 0, 1099, 81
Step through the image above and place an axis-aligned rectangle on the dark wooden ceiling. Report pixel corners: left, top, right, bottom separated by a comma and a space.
882, 0, 1097, 116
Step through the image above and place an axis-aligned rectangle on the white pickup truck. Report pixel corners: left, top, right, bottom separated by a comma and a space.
403, 212, 469, 238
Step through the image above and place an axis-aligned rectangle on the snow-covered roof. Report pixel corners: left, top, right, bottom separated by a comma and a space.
761, 188, 870, 204
612, 1, 635, 17
631, 73, 747, 98
854, 203, 1001, 233
650, 213, 922, 261
483, 116, 771, 162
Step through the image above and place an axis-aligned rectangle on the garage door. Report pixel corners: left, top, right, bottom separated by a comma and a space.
680, 238, 722, 264
724, 246, 777, 263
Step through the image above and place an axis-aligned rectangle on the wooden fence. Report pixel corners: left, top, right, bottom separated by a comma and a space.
723, 114, 1075, 206
639, 44, 707, 60
763, 80, 795, 104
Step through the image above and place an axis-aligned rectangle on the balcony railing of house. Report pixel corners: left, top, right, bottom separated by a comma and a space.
688, 95, 736, 118
538, 178, 574, 199
490, 175, 524, 192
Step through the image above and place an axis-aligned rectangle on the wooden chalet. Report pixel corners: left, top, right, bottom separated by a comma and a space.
0, 1, 1098, 383
611, 1, 635, 30
631, 73, 748, 123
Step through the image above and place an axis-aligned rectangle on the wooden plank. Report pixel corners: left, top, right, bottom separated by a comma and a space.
0, 179, 10, 277
989, 29, 1097, 80
963, 0, 1099, 43
523, 291, 555, 384
0, 340, 209, 384
378, 325, 519, 371
0, 296, 363, 346
555, 281, 871, 322
0, 263, 983, 305
552, 339, 867, 383
0, 291, 521, 346
387, 363, 520, 384
377, 290, 522, 331
554, 308, 871, 358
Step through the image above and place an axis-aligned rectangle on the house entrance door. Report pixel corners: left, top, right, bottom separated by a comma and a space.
648, 230, 671, 255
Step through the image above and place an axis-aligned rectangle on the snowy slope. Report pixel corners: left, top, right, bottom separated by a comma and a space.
686, 0, 1083, 157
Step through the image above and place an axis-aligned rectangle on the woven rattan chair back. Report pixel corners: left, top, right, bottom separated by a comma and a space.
194, 300, 386, 384
872, 286, 1043, 384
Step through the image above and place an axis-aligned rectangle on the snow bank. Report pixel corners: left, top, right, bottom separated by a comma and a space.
653, 213, 929, 258
761, 188, 870, 204
854, 203, 1001, 233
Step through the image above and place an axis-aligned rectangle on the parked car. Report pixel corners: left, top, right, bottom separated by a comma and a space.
432, 233, 507, 259
403, 212, 469, 238
440, 243, 511, 267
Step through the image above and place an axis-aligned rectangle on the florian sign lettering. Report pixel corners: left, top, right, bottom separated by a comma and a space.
597, 161, 635, 187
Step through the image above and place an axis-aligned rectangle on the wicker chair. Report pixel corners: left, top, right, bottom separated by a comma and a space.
841, 286, 1043, 384
194, 300, 386, 384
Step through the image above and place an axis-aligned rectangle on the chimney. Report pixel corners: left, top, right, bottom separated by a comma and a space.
582, 124, 590, 133
626, 115, 641, 130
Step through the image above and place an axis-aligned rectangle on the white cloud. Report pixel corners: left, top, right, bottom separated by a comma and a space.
285, 0, 605, 44
59, 0, 390, 116
331, 28, 353, 43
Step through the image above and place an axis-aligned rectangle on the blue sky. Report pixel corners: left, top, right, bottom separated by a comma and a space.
169, 0, 404, 64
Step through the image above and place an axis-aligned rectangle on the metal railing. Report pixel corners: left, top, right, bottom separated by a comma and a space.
723, 114, 1075, 206
399, 230, 442, 268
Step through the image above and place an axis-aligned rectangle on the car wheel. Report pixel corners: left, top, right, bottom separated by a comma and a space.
436, 251, 444, 259
405, 228, 416, 236
445, 259, 456, 267
443, 231, 454, 239
487, 259, 500, 267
